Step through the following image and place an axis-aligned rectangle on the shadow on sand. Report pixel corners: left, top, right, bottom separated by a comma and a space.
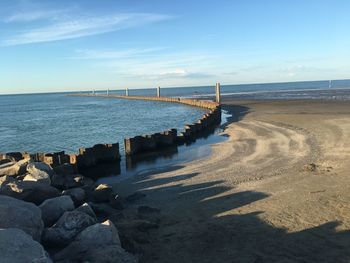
116, 169, 350, 263
112, 103, 350, 263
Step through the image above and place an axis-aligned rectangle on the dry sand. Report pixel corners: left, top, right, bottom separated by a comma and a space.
115, 99, 350, 263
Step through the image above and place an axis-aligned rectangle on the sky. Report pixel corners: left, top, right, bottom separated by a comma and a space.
0, 0, 350, 94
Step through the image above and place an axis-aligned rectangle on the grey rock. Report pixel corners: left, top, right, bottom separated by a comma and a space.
62, 187, 85, 206
0, 175, 15, 186
42, 210, 96, 247
0, 180, 60, 205
53, 163, 76, 175
51, 173, 82, 190
75, 203, 97, 219
0, 158, 28, 177
92, 183, 114, 202
53, 220, 121, 261
27, 162, 54, 176
23, 169, 51, 185
0, 195, 43, 241
0, 228, 52, 263
39, 196, 75, 227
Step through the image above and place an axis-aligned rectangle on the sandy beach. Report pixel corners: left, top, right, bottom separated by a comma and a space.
115, 99, 350, 263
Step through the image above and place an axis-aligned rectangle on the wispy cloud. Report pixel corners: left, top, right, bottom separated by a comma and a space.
4, 9, 67, 23
3, 13, 172, 46
70, 47, 165, 60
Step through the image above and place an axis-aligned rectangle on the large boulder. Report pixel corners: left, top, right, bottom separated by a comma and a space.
23, 171, 51, 185
0, 175, 15, 186
23, 162, 53, 185
75, 203, 97, 219
0, 158, 28, 177
39, 196, 75, 227
62, 187, 86, 206
51, 173, 82, 190
42, 210, 96, 247
0, 180, 60, 205
53, 220, 121, 261
0, 195, 43, 241
0, 228, 52, 263
27, 162, 54, 176
92, 184, 114, 202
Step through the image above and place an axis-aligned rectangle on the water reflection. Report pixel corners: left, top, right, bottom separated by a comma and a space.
79, 110, 230, 184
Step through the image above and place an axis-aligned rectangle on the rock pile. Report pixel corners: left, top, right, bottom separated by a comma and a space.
0, 156, 138, 263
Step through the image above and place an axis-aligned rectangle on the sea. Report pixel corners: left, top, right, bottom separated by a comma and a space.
1, 79, 350, 168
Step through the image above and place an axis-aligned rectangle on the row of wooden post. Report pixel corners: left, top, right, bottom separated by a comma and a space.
105, 83, 221, 103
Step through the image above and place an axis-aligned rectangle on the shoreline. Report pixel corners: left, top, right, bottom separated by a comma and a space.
113, 98, 350, 262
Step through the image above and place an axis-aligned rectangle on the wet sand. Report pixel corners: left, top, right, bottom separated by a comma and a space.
115, 99, 350, 263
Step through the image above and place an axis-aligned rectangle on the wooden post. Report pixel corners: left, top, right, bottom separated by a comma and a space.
215, 83, 221, 103
126, 88, 129, 96
157, 86, 161, 98
107, 89, 109, 96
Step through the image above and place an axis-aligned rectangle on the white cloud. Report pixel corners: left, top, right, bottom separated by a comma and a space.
70, 47, 165, 60
4, 9, 67, 23
3, 13, 172, 46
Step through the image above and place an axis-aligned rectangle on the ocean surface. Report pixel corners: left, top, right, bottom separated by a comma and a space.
1, 79, 350, 155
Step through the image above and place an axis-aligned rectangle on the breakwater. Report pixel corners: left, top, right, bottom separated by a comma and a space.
0, 92, 221, 173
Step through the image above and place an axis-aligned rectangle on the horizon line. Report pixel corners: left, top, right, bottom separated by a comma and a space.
0, 78, 349, 96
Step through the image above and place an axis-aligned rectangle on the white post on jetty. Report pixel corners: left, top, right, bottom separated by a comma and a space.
93, 89, 95, 95
125, 88, 129, 96
107, 89, 109, 96
215, 82, 221, 103
157, 86, 161, 98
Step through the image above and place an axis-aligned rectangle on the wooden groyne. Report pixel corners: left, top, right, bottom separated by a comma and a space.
68, 90, 222, 156
1, 85, 222, 172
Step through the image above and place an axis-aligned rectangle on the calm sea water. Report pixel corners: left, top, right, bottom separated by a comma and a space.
0, 94, 205, 153
1, 79, 350, 154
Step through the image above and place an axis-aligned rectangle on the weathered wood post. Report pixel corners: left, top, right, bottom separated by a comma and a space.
215, 82, 221, 103
157, 86, 161, 98
126, 88, 129, 96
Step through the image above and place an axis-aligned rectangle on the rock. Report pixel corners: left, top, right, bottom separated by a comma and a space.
0, 175, 15, 186
0, 158, 12, 166
62, 187, 86, 206
89, 202, 120, 217
75, 203, 97, 219
92, 184, 114, 202
23, 169, 51, 185
27, 162, 55, 177
42, 211, 96, 247
0, 180, 60, 205
39, 196, 75, 227
0, 228, 52, 263
51, 173, 82, 190
0, 195, 43, 241
53, 220, 121, 261
126, 192, 146, 203
53, 163, 76, 176
109, 194, 126, 210
0, 158, 28, 177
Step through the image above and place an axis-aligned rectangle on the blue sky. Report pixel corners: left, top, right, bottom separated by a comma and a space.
0, 0, 349, 94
